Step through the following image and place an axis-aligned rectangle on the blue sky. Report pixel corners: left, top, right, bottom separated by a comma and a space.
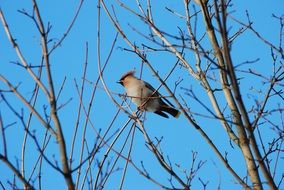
0, 1, 283, 190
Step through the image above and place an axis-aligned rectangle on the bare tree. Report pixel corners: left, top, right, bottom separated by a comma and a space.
0, 0, 283, 190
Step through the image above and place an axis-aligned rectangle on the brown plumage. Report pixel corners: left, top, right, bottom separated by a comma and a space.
117, 71, 181, 118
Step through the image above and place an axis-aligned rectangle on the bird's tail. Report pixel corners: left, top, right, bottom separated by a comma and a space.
161, 105, 181, 118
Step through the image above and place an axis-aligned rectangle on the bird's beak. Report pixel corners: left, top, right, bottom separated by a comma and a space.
117, 80, 123, 86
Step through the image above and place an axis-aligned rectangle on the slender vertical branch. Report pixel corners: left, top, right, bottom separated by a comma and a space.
118, 124, 136, 190
72, 43, 89, 189
32, 0, 74, 189
0, 112, 7, 157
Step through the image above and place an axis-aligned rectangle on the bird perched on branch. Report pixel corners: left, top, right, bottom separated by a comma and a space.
117, 71, 181, 118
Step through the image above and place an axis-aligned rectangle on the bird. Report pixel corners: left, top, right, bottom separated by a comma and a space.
117, 71, 181, 118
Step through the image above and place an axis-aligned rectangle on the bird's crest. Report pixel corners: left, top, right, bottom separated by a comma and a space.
120, 70, 135, 81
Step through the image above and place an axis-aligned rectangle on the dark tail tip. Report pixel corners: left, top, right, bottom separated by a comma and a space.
161, 106, 181, 118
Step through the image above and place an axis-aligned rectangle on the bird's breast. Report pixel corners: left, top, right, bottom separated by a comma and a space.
126, 81, 159, 112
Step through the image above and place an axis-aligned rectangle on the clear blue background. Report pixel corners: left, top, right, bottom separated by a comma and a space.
0, 1, 283, 190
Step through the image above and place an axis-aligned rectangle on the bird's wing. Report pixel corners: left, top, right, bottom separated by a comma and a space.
143, 81, 175, 107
